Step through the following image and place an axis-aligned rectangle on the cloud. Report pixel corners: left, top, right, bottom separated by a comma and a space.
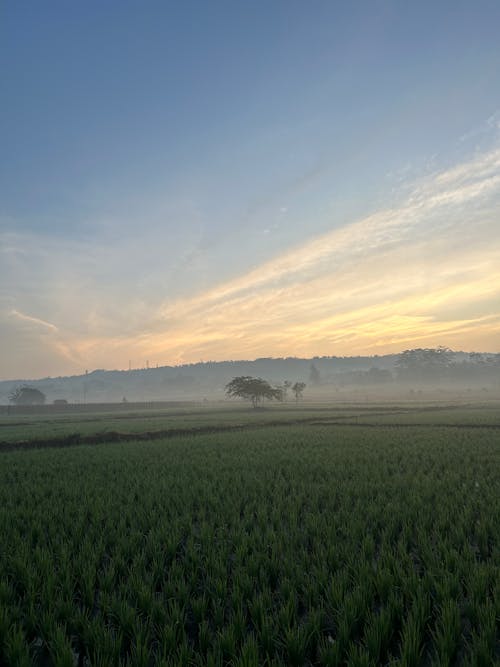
1, 141, 499, 378
142, 145, 500, 362
458, 110, 500, 143
9, 309, 58, 332
159, 146, 500, 319
487, 111, 500, 130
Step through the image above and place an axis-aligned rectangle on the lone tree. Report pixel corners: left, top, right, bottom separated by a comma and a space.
225, 376, 281, 408
292, 381, 306, 402
9, 385, 46, 406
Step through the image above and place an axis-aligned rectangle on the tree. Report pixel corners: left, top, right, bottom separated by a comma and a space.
282, 380, 292, 402
396, 347, 453, 381
292, 381, 306, 402
9, 385, 46, 406
273, 386, 285, 402
225, 376, 281, 408
274, 380, 292, 403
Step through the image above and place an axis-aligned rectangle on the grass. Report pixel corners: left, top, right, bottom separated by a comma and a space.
0, 404, 358, 444
0, 403, 498, 665
1, 401, 498, 446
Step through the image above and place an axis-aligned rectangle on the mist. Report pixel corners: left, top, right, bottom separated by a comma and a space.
2, 348, 499, 409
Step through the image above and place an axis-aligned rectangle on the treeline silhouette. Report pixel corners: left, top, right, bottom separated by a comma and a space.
0, 348, 498, 404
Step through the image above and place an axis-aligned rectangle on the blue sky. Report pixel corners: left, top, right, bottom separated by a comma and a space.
1, 1, 500, 379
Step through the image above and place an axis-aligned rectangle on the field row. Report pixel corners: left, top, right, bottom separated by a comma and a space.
1, 403, 498, 446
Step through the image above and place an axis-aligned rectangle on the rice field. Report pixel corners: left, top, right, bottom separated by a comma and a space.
0, 404, 498, 665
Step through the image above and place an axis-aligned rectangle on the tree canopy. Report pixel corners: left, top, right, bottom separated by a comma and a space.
292, 381, 306, 401
9, 385, 46, 406
225, 376, 281, 408
396, 347, 453, 380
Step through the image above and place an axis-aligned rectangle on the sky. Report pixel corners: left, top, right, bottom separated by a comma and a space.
1, 1, 500, 380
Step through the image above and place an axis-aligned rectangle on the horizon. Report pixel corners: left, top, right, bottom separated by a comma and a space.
2, 3, 500, 379
1, 346, 497, 385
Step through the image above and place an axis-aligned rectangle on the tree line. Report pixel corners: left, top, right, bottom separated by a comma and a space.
6, 348, 499, 405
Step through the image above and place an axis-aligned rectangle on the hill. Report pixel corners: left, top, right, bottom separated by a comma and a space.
1, 349, 499, 405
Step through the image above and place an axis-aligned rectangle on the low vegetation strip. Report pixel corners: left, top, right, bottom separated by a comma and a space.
0, 418, 324, 452
309, 421, 500, 429
2, 413, 500, 452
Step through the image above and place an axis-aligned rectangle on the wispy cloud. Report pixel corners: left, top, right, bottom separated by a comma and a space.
10, 309, 58, 332
157, 145, 500, 323
1, 142, 500, 378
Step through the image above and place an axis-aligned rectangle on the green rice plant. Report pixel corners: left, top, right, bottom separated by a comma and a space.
467, 564, 494, 609
317, 634, 343, 666
430, 599, 461, 665
431, 570, 461, 605
463, 627, 498, 667
386, 590, 404, 636
302, 607, 323, 658
255, 613, 275, 659
471, 600, 497, 656
128, 620, 152, 667
190, 593, 209, 624
398, 611, 424, 667
278, 624, 313, 666
203, 647, 223, 667
217, 623, 239, 661
0, 606, 14, 649
78, 562, 97, 610
249, 591, 267, 632
164, 597, 186, 636
109, 597, 136, 651
3, 625, 31, 667
211, 599, 226, 630
82, 616, 123, 666
47, 624, 75, 667
346, 642, 374, 667
411, 589, 431, 633
373, 566, 395, 605
277, 593, 298, 629
172, 639, 194, 667
135, 581, 155, 617
363, 605, 393, 663
0, 579, 15, 607
234, 633, 259, 666
324, 572, 349, 618
36, 608, 57, 645
54, 595, 76, 629
197, 618, 211, 655
333, 586, 368, 646
230, 600, 247, 645
99, 561, 117, 596
7, 554, 31, 599
233, 571, 254, 601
